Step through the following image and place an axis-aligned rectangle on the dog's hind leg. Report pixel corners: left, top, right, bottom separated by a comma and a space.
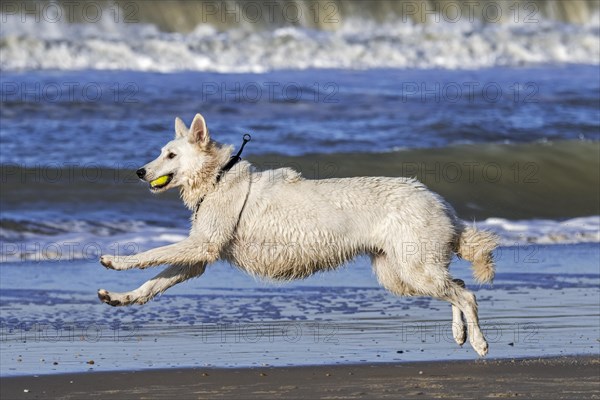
372, 253, 475, 351
436, 280, 488, 356
98, 262, 206, 306
370, 254, 417, 297
451, 278, 467, 346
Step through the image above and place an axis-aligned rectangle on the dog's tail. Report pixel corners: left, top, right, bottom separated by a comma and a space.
456, 225, 499, 284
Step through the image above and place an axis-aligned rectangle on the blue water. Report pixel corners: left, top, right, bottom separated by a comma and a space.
2, 66, 599, 166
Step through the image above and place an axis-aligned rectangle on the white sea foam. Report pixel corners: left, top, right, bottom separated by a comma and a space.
477, 216, 600, 246
1, 11, 598, 72
1, 216, 598, 263
0, 220, 189, 264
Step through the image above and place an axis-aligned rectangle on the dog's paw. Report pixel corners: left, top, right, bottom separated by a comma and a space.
98, 289, 122, 307
452, 322, 467, 346
471, 339, 489, 357
100, 255, 135, 270
100, 255, 115, 269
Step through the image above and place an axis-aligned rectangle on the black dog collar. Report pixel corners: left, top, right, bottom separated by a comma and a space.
194, 134, 251, 217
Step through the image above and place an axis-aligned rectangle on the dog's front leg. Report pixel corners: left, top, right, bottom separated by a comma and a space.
100, 238, 218, 270
98, 262, 207, 306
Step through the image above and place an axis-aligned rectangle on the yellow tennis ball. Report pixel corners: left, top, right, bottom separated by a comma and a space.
150, 175, 170, 187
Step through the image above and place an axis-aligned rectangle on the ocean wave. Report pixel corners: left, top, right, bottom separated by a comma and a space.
1, 3, 598, 72
2, 140, 599, 221
1, 216, 597, 264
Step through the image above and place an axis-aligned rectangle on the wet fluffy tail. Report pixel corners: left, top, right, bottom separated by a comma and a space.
456, 226, 499, 284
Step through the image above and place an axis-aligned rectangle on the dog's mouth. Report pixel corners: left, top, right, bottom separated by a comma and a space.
149, 174, 174, 190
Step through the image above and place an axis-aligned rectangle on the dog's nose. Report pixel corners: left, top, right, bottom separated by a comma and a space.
136, 168, 146, 179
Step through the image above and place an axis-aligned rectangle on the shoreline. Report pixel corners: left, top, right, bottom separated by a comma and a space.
2, 356, 599, 399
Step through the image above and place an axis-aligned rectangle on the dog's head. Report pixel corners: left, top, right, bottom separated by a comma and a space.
136, 113, 221, 193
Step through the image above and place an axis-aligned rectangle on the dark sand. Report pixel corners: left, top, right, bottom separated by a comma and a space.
2, 356, 598, 399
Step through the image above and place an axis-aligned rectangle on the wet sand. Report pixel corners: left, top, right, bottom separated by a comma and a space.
2, 356, 598, 400
2, 243, 599, 377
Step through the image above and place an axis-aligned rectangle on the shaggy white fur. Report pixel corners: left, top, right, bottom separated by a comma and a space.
98, 114, 499, 357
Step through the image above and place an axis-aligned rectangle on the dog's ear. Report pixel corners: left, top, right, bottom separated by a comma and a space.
189, 113, 210, 146
174, 117, 188, 139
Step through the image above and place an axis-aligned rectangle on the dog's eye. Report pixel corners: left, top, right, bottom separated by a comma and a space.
167, 152, 176, 159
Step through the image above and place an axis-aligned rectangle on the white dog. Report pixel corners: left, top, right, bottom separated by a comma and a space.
98, 113, 498, 356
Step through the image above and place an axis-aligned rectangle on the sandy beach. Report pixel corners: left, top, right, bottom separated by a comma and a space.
2, 356, 598, 399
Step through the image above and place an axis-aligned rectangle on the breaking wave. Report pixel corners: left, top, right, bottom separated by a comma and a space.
1, 0, 599, 72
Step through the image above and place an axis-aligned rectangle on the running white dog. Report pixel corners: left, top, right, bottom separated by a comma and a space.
98, 113, 498, 356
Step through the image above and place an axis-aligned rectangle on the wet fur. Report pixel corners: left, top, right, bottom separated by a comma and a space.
98, 113, 499, 356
